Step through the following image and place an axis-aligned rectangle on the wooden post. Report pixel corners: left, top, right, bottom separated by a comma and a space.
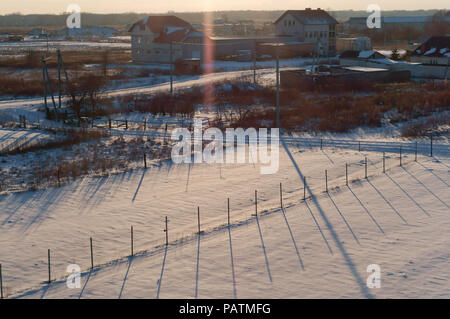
143, 152, 147, 169
108, 118, 112, 129
57, 49, 61, 108
144, 119, 147, 131
253, 39, 257, 84
90, 237, 94, 270
197, 207, 201, 234
400, 147, 402, 167
383, 152, 386, 173
131, 226, 134, 257
276, 44, 280, 128
365, 157, 368, 179
125, 120, 128, 130
320, 139, 323, 150
358, 141, 361, 152
170, 41, 173, 94
227, 198, 230, 226
280, 183, 283, 209
346, 163, 348, 186
415, 142, 418, 162
303, 177, 306, 200
42, 56, 48, 111
165, 216, 169, 246
255, 190, 258, 216
44, 59, 57, 110
48, 249, 51, 284
325, 170, 328, 193
430, 135, 433, 157
0, 263, 3, 299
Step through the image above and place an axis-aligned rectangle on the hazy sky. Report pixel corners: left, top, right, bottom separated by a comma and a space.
0, 0, 448, 14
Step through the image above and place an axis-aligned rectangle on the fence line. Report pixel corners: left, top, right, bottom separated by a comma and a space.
0, 142, 447, 298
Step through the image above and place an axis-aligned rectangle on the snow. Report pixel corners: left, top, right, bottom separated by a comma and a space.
0, 138, 449, 298
358, 51, 375, 59
424, 47, 437, 56
166, 26, 187, 35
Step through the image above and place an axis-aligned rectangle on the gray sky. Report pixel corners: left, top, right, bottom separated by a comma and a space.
0, 0, 448, 14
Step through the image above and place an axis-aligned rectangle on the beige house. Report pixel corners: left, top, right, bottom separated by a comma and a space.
274, 9, 338, 56
129, 16, 204, 64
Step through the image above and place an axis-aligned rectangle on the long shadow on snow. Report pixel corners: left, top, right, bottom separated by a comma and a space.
401, 166, 449, 209
282, 137, 374, 299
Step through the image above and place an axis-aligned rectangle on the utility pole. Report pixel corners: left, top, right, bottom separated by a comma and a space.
253, 39, 257, 84
42, 56, 48, 112
170, 41, 173, 94
57, 49, 61, 108
276, 43, 280, 128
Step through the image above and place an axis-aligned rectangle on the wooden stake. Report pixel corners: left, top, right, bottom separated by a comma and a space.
400, 147, 402, 167
227, 198, 230, 226
280, 183, 283, 209
131, 226, 134, 257
325, 170, 328, 193
365, 157, 368, 179
197, 207, 201, 234
144, 152, 147, 169
430, 134, 433, 157
346, 163, 348, 186
383, 152, 386, 173
90, 238, 94, 270
165, 216, 169, 246
0, 263, 3, 299
415, 142, 418, 162
255, 190, 258, 216
48, 249, 51, 284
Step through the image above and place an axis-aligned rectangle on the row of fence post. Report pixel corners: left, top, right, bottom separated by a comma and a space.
0, 147, 430, 296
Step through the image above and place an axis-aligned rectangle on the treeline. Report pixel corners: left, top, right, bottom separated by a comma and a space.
0, 10, 442, 28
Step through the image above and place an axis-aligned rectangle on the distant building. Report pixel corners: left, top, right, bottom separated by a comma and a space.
129, 15, 206, 64
411, 36, 450, 65
340, 48, 450, 79
281, 66, 410, 91
336, 37, 372, 53
274, 8, 338, 56
345, 16, 450, 32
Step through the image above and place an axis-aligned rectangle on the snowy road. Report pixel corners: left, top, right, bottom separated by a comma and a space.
0, 67, 281, 110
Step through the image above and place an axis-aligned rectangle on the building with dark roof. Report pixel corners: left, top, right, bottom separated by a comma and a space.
129, 15, 206, 63
274, 8, 338, 56
411, 36, 450, 65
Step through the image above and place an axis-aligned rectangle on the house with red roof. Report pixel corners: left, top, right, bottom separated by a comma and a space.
129, 15, 206, 63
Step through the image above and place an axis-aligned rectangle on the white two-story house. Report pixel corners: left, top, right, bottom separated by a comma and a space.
274, 9, 338, 56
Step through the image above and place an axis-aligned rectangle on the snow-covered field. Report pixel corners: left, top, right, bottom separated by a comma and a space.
0, 138, 449, 299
